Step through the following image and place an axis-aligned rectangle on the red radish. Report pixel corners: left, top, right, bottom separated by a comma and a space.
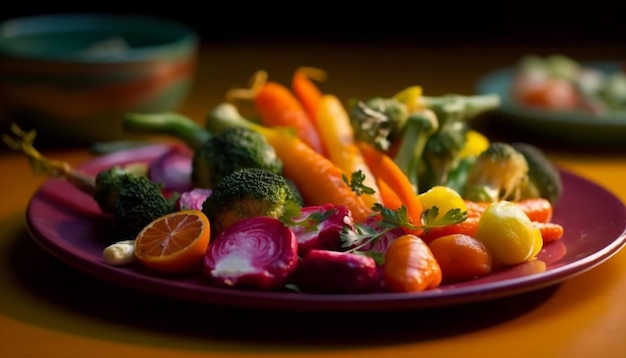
293, 249, 380, 294
203, 217, 298, 291
148, 144, 194, 193
288, 203, 354, 256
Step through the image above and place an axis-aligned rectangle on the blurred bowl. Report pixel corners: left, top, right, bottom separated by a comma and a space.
0, 13, 198, 146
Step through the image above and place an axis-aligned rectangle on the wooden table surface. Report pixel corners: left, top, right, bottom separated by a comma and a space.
2, 38, 626, 358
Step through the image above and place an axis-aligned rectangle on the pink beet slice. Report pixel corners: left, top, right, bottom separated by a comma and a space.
288, 203, 354, 256
203, 216, 298, 291
293, 249, 380, 294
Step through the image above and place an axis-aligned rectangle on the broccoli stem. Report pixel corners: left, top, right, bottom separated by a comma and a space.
421, 94, 501, 122
391, 110, 438, 193
444, 156, 476, 194
123, 112, 211, 151
417, 94, 500, 192
205, 102, 264, 134
2, 124, 96, 195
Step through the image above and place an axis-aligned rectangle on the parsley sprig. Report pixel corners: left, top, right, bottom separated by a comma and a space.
340, 169, 468, 264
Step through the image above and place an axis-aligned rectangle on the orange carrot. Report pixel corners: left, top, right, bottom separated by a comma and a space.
420, 216, 563, 244
227, 70, 325, 155
252, 124, 374, 223
383, 234, 442, 292
292, 67, 326, 124
375, 176, 403, 210
465, 198, 553, 223
420, 217, 481, 243
315, 94, 382, 208
256, 81, 325, 154
428, 233, 492, 283
533, 222, 564, 243
357, 140, 424, 236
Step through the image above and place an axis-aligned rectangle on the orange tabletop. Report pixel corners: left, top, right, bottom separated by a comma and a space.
2, 39, 626, 358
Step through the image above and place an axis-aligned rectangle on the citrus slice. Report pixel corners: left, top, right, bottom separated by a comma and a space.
134, 209, 211, 273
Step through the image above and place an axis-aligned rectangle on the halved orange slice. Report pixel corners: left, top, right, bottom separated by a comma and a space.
134, 209, 211, 273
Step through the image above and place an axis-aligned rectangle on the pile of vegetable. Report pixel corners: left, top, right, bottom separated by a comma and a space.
4, 67, 566, 294
512, 54, 626, 116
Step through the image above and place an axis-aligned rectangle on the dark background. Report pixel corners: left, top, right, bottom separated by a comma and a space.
1, 2, 625, 44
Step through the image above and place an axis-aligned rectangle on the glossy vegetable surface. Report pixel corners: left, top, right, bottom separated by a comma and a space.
315, 94, 382, 208
474, 201, 543, 266
203, 216, 298, 290
383, 234, 442, 292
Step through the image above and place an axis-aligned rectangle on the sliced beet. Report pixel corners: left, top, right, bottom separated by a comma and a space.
288, 203, 354, 256
293, 249, 380, 294
203, 216, 298, 291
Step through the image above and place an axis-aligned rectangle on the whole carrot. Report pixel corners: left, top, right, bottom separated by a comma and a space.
465, 198, 553, 223
316, 94, 382, 208
357, 140, 424, 236
292, 67, 326, 124
263, 127, 374, 223
228, 70, 325, 155
383, 234, 442, 292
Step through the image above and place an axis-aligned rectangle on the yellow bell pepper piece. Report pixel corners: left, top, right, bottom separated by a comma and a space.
458, 129, 490, 159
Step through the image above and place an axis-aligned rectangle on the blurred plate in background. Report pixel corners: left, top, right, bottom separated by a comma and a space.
475, 61, 626, 147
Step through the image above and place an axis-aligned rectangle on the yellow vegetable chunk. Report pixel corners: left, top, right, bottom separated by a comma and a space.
474, 201, 543, 266
418, 185, 467, 221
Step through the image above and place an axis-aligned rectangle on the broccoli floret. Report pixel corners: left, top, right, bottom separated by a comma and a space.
418, 94, 500, 192
3, 125, 175, 241
419, 119, 468, 191
192, 127, 282, 189
95, 166, 176, 238
511, 142, 563, 204
348, 97, 408, 151
202, 168, 302, 237
124, 112, 283, 189
463, 142, 530, 202
348, 97, 438, 193
348, 92, 500, 194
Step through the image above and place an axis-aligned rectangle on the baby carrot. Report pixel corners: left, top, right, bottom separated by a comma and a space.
420, 216, 563, 244
533, 222, 564, 243
256, 125, 374, 223
357, 141, 424, 236
375, 176, 403, 210
428, 233, 492, 283
227, 70, 325, 155
383, 234, 442, 293
465, 198, 553, 223
420, 217, 481, 243
292, 67, 326, 124
315, 94, 382, 208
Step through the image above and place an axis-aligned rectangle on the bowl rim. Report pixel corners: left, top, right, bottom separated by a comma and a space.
0, 13, 198, 63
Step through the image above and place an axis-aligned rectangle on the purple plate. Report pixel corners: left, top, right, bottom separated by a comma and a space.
25, 145, 626, 312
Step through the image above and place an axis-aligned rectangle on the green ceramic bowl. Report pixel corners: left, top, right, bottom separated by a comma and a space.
0, 13, 198, 145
